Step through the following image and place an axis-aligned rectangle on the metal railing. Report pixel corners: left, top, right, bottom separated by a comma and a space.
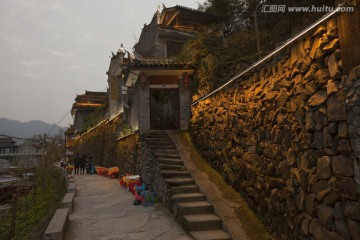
191, 6, 342, 106
0, 152, 44, 157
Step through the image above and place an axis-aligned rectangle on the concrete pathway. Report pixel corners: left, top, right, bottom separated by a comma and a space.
64, 174, 191, 240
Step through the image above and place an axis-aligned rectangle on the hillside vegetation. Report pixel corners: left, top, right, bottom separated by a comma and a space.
175, 0, 338, 98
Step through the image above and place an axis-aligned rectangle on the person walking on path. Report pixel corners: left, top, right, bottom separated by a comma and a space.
80, 154, 87, 175
87, 156, 94, 174
74, 153, 80, 175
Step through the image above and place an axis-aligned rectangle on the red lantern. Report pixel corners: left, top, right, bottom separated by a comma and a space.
183, 73, 190, 87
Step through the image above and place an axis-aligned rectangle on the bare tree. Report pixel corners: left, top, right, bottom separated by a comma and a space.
24, 134, 64, 193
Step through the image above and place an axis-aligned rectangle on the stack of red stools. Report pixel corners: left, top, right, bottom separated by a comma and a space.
119, 175, 141, 194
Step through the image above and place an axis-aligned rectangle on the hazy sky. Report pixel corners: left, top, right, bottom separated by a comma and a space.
0, 0, 201, 127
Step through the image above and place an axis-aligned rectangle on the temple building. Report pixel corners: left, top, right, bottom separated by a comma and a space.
107, 5, 218, 133
71, 91, 107, 133
0, 136, 18, 155
134, 5, 218, 58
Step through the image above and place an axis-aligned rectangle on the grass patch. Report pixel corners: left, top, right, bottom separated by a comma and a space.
0, 167, 67, 240
178, 131, 272, 240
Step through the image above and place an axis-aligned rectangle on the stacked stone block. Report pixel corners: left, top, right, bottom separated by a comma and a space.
190, 18, 360, 239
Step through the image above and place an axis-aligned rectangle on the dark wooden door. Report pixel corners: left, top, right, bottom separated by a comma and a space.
150, 89, 179, 130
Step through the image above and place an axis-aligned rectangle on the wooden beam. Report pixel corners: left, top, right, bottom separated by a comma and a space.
166, 11, 180, 26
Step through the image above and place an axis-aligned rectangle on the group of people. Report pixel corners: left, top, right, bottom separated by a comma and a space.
73, 153, 94, 175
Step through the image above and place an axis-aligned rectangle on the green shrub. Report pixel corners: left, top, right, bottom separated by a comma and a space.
0, 167, 67, 240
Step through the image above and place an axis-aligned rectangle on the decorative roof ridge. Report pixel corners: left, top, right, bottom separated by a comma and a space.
134, 57, 172, 61
157, 25, 197, 34
75, 91, 107, 100
133, 58, 173, 63
163, 5, 218, 18
130, 58, 193, 68
84, 90, 107, 95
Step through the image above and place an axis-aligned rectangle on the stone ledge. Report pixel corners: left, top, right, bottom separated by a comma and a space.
68, 182, 76, 196
43, 208, 69, 240
60, 193, 74, 213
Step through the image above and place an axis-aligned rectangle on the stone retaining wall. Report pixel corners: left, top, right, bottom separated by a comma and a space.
74, 118, 141, 175
190, 18, 360, 239
75, 129, 163, 197
138, 133, 166, 200
116, 133, 140, 175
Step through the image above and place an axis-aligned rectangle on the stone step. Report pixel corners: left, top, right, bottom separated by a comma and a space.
160, 170, 191, 178
146, 135, 171, 141
158, 164, 184, 171
148, 139, 171, 143
152, 127, 168, 130
148, 141, 174, 146
149, 130, 167, 135
150, 145, 176, 150
169, 185, 199, 195
149, 129, 166, 132
190, 230, 232, 240
154, 153, 180, 159
182, 214, 222, 231
157, 158, 183, 166
149, 136, 168, 139
153, 149, 178, 155
175, 201, 213, 217
171, 193, 206, 203
165, 177, 195, 186
148, 132, 168, 135
148, 134, 168, 137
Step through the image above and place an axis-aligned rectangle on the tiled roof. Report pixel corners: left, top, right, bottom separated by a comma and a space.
0, 137, 17, 147
0, 138, 15, 143
168, 5, 218, 18
73, 91, 107, 113
161, 5, 219, 27
130, 58, 193, 68
158, 25, 196, 35
0, 143, 17, 148
84, 91, 107, 96
75, 91, 107, 100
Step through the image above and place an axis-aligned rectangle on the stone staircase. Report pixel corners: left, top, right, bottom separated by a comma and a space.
151, 119, 168, 130
147, 131, 232, 240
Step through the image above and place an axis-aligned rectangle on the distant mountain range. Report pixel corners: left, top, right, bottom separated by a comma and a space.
0, 118, 67, 139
